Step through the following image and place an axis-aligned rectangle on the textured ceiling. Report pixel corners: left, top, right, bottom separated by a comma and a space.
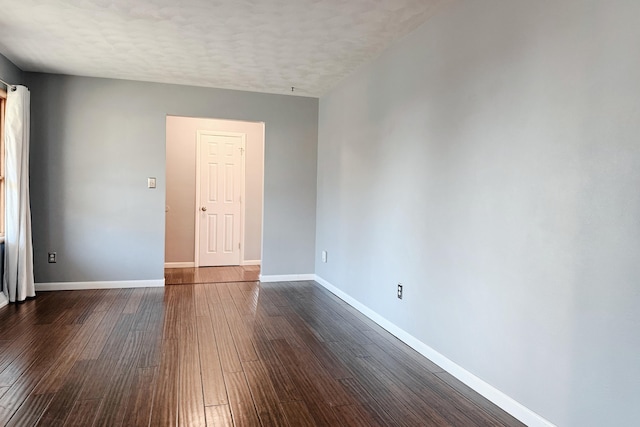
0, 0, 444, 97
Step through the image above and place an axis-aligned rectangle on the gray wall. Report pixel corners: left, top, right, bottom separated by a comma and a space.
316, 1, 640, 426
0, 53, 22, 89
28, 73, 318, 282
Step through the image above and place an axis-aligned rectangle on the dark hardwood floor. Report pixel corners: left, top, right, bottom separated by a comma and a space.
165, 266, 260, 285
0, 281, 524, 426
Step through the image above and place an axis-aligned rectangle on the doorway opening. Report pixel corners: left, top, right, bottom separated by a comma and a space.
164, 116, 265, 284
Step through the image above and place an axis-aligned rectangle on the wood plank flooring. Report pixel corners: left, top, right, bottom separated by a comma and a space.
165, 266, 260, 285
0, 281, 525, 426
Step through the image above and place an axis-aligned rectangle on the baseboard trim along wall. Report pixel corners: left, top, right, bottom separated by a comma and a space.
259, 274, 315, 282
165, 261, 261, 268
313, 275, 556, 427
35, 279, 165, 292
164, 262, 195, 268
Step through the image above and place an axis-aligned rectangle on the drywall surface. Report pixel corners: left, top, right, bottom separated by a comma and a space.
0, 53, 22, 89
28, 73, 317, 282
316, 1, 640, 425
165, 116, 264, 264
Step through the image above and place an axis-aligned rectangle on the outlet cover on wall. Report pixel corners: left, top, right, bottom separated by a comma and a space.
321, 250, 327, 263
48, 252, 57, 263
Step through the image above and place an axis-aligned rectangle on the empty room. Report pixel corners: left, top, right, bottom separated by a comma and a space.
0, 0, 637, 426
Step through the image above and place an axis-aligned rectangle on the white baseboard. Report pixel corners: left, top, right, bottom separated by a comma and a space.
259, 274, 315, 283
164, 262, 195, 268
166, 261, 260, 268
313, 275, 555, 427
35, 279, 165, 292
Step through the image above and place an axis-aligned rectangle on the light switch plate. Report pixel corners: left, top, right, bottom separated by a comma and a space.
147, 177, 157, 188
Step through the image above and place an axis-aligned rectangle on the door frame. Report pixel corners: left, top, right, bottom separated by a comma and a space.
194, 130, 246, 267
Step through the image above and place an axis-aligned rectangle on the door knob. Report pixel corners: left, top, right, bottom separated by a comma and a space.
201, 206, 207, 212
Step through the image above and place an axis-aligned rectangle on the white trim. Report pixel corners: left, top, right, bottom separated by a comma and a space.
259, 274, 315, 282
35, 279, 165, 292
313, 275, 556, 427
241, 259, 261, 266
0, 293, 8, 309
258, 122, 266, 285
194, 131, 202, 267
164, 262, 195, 268
240, 135, 246, 266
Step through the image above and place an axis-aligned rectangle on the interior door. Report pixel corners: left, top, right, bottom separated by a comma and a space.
196, 131, 244, 266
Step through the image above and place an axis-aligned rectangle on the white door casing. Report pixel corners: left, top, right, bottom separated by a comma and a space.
195, 131, 245, 266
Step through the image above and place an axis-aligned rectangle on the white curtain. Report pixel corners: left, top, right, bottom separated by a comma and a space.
3, 86, 34, 303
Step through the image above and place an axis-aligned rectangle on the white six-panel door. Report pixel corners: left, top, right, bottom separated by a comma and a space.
195, 131, 245, 266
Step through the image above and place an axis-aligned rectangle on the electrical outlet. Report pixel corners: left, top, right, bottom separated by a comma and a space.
48, 252, 57, 263
397, 283, 403, 299
321, 250, 327, 263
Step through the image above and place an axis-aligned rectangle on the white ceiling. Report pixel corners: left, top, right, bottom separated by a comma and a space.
0, 0, 444, 97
